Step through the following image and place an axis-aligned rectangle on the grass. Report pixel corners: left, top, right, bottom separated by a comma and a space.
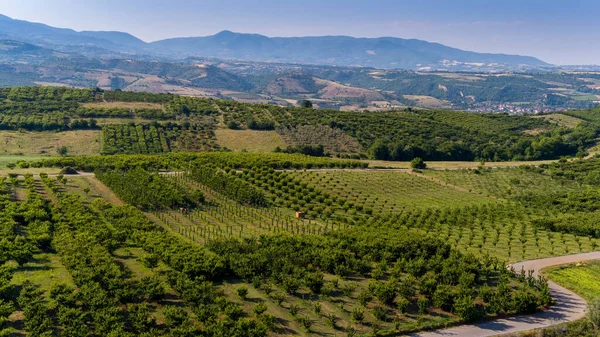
11, 253, 74, 295
81, 101, 164, 110
543, 261, 600, 301
572, 94, 599, 101
215, 129, 287, 152
0, 156, 61, 175
0, 130, 102, 156
532, 114, 583, 128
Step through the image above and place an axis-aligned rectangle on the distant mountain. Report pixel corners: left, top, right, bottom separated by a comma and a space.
0, 14, 550, 70
0, 14, 143, 54
150, 30, 549, 69
79, 31, 147, 49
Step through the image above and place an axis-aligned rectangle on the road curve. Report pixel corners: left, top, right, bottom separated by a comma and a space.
410, 251, 600, 337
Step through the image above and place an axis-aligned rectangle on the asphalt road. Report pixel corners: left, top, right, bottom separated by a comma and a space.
411, 251, 600, 337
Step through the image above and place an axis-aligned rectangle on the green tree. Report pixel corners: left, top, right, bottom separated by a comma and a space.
299, 100, 313, 108
57, 145, 69, 156
410, 157, 427, 169
368, 140, 390, 160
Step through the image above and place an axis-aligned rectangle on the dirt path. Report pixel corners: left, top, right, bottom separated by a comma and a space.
81, 176, 124, 206
410, 251, 600, 337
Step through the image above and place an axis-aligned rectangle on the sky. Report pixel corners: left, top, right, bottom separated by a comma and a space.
0, 0, 598, 65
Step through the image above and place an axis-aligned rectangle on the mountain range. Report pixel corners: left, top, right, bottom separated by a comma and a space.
0, 13, 548, 70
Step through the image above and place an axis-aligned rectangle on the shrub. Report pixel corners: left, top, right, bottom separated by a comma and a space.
396, 296, 409, 313
453, 296, 479, 322
372, 306, 387, 321
253, 302, 268, 316
237, 286, 249, 300
350, 306, 364, 323
60, 166, 78, 174
411, 157, 427, 169
511, 288, 538, 314
417, 297, 429, 315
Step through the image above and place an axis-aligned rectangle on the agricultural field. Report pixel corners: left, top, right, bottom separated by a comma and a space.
423, 167, 580, 199
2, 86, 600, 336
1, 86, 599, 162
290, 170, 495, 212
0, 167, 553, 336
215, 129, 286, 152
0, 130, 102, 156
543, 261, 600, 302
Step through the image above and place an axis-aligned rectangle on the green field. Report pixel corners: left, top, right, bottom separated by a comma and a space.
0, 130, 102, 156
215, 129, 287, 152
544, 261, 600, 302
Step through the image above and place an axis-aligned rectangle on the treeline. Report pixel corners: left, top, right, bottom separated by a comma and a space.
96, 168, 204, 210
0, 113, 99, 131
275, 144, 326, 157
189, 166, 269, 207
103, 90, 173, 103
0, 86, 95, 103
77, 107, 176, 120
22, 152, 367, 172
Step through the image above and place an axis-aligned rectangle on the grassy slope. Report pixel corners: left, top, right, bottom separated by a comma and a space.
0, 130, 102, 156
215, 129, 287, 152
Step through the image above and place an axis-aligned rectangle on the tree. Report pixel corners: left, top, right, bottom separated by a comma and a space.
411, 157, 427, 169
368, 140, 390, 160
57, 145, 69, 156
5, 163, 15, 170
299, 100, 313, 108
227, 121, 240, 130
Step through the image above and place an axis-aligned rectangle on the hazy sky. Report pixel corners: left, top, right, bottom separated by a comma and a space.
0, 0, 598, 65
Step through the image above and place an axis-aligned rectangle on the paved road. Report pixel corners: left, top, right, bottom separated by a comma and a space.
410, 251, 600, 337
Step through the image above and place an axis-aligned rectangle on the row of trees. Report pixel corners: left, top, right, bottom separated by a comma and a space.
189, 166, 269, 207
0, 114, 99, 131
96, 168, 204, 210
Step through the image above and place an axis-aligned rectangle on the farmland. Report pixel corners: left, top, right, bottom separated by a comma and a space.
544, 261, 600, 302
1, 86, 600, 336
1, 86, 599, 161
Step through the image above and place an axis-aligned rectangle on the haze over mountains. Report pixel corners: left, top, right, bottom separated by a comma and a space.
0, 13, 598, 113
0, 13, 548, 70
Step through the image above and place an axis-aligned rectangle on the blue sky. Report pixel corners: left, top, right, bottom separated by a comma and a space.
0, 0, 598, 65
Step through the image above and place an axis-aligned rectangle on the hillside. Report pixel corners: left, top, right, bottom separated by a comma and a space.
0, 86, 597, 162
